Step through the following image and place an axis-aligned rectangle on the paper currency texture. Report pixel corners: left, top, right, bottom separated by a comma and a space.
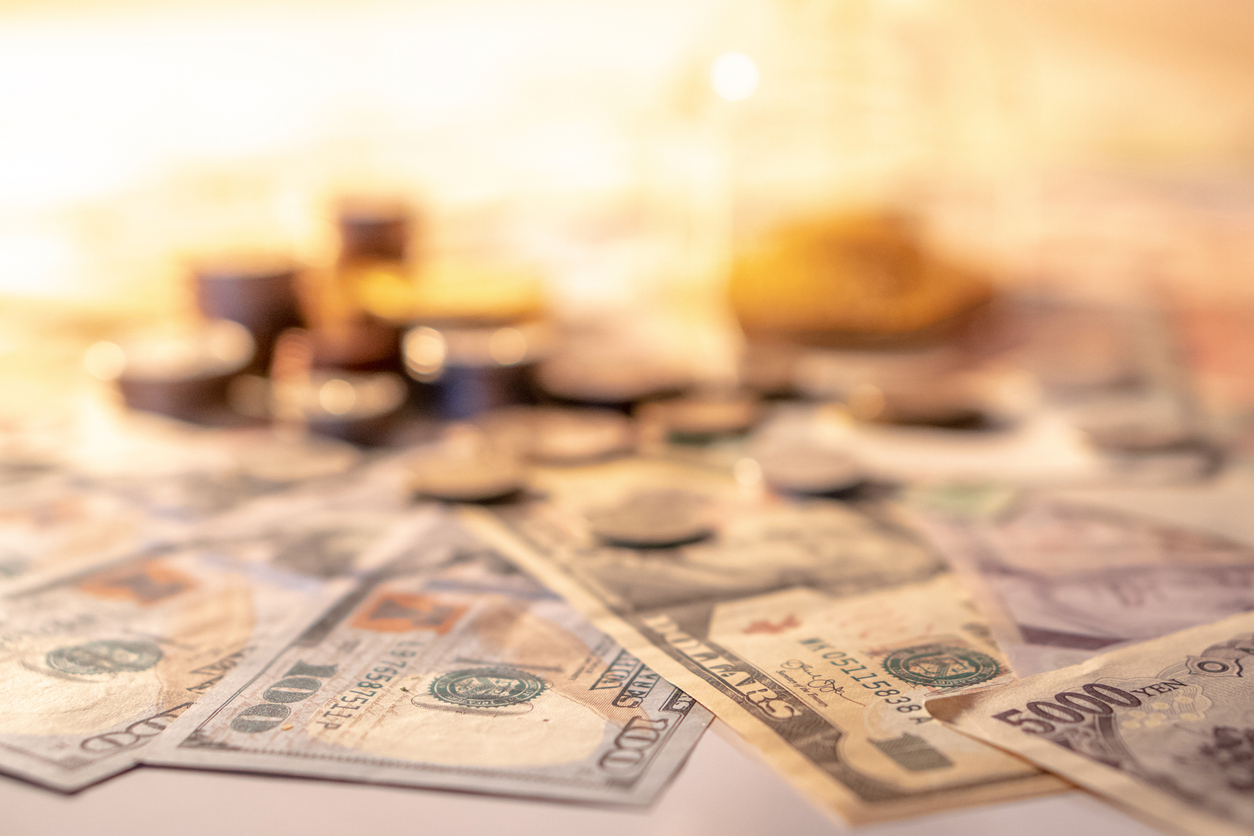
910, 488, 1254, 676
145, 520, 712, 806
928, 610, 1254, 836
466, 458, 1063, 823
0, 545, 329, 790
0, 485, 426, 792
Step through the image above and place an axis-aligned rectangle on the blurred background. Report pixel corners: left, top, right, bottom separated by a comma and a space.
3, 0, 1252, 304
2, 0, 1254, 442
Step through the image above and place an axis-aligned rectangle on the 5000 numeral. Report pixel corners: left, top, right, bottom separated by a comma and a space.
993, 683, 1141, 734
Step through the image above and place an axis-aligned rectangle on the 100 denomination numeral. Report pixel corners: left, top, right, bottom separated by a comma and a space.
231, 661, 339, 733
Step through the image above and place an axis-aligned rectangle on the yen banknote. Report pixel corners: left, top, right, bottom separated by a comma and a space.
928, 610, 1254, 836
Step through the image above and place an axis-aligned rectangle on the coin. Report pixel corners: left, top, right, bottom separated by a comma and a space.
403, 323, 547, 420
337, 197, 413, 262
192, 254, 304, 372
101, 319, 257, 424
755, 444, 866, 495
234, 435, 361, 484
586, 489, 715, 548
848, 382, 993, 430
407, 436, 525, 503
636, 394, 760, 443
532, 409, 634, 463
740, 344, 799, 398
266, 370, 408, 446
479, 407, 634, 464
537, 355, 687, 409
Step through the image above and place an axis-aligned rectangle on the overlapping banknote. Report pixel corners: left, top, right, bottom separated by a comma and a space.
908, 486, 1254, 676
144, 517, 712, 805
465, 457, 1064, 824
0, 414, 367, 596
0, 506, 427, 790
928, 610, 1254, 836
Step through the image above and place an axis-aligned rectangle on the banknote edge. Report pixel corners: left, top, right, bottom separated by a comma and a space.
924, 610, 1254, 836
461, 507, 1068, 825
141, 512, 714, 807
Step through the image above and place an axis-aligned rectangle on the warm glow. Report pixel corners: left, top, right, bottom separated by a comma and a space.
404, 327, 447, 381
487, 327, 528, 366
710, 52, 759, 102
84, 341, 126, 380
318, 378, 358, 415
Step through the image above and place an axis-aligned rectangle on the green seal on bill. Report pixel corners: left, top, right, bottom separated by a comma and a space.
429, 667, 546, 708
46, 639, 163, 676
881, 644, 1000, 689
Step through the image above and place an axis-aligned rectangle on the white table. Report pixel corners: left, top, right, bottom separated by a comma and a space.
2, 721, 1162, 836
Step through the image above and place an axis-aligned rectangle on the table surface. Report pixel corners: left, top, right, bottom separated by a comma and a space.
2, 720, 1163, 836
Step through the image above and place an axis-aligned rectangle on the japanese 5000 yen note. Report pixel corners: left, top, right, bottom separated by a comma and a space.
928, 610, 1254, 836
463, 458, 1062, 824
144, 518, 712, 806
0, 506, 430, 791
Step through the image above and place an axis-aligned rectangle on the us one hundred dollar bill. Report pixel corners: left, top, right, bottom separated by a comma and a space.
464, 458, 1063, 823
0, 501, 428, 791
144, 517, 712, 805
908, 487, 1254, 676
927, 610, 1254, 836
0, 422, 366, 597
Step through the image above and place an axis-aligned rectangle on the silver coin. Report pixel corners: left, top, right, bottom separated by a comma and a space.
408, 446, 525, 503
478, 407, 635, 464
235, 435, 361, 484
587, 489, 715, 548
637, 395, 760, 442
530, 408, 634, 463
848, 382, 992, 430
756, 445, 866, 495
538, 356, 686, 406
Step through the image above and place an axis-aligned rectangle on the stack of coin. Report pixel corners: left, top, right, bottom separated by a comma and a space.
309, 318, 403, 374
192, 256, 304, 373
89, 319, 256, 424
337, 198, 413, 264
293, 371, 408, 446
403, 322, 547, 420
636, 393, 761, 444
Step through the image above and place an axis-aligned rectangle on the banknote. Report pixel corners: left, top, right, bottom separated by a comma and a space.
927, 610, 1254, 836
0, 421, 366, 597
0, 505, 429, 791
144, 517, 713, 806
464, 457, 1062, 823
908, 487, 1254, 676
